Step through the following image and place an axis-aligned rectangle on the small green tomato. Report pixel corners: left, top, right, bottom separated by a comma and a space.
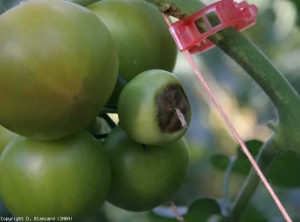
103, 125, 190, 212
118, 69, 192, 146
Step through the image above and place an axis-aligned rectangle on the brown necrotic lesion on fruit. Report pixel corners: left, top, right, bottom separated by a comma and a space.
156, 84, 191, 133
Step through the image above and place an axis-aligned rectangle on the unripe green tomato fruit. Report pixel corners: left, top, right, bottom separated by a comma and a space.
85, 117, 105, 135
0, 0, 118, 140
103, 125, 190, 212
87, 0, 178, 104
0, 131, 111, 220
118, 69, 192, 146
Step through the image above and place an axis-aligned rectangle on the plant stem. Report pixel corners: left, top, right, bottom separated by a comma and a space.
211, 30, 300, 118
145, 0, 300, 118
222, 156, 237, 216
228, 135, 281, 221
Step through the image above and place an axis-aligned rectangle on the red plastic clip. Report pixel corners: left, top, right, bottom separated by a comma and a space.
167, 0, 258, 54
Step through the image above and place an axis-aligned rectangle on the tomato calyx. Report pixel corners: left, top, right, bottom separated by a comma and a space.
156, 84, 191, 133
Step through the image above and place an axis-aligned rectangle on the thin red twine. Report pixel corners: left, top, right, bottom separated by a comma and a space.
162, 13, 292, 222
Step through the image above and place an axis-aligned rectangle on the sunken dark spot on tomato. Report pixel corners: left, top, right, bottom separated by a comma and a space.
155, 84, 191, 133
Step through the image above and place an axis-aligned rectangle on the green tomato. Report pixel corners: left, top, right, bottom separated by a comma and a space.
103, 125, 190, 212
87, 0, 178, 104
0, 131, 111, 220
118, 69, 192, 146
0, 0, 118, 140
0, 125, 17, 155
85, 117, 105, 135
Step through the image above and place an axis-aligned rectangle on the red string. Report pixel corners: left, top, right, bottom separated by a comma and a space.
162, 13, 292, 222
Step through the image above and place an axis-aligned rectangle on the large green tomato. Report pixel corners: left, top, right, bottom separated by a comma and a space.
0, 0, 118, 140
0, 125, 17, 155
0, 131, 111, 220
103, 125, 190, 212
118, 69, 192, 146
87, 0, 178, 104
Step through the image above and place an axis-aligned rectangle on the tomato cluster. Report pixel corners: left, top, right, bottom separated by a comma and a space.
0, 0, 192, 220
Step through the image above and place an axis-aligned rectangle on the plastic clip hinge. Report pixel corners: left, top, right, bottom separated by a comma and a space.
168, 0, 258, 54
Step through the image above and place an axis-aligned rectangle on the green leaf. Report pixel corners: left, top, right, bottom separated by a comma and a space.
211, 140, 300, 187
240, 204, 269, 222
184, 198, 224, 222
210, 140, 262, 175
236, 140, 262, 158
232, 140, 262, 175
211, 154, 229, 171
234, 140, 300, 187
266, 150, 300, 187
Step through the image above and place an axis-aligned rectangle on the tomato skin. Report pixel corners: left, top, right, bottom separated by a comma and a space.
0, 131, 111, 220
0, 0, 118, 140
118, 69, 192, 146
103, 125, 190, 212
87, 0, 178, 104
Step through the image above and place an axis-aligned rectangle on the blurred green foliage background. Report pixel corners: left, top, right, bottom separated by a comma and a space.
1, 0, 300, 221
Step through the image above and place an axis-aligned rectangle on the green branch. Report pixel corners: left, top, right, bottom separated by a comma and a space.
146, 0, 300, 118
228, 135, 281, 221
223, 156, 237, 216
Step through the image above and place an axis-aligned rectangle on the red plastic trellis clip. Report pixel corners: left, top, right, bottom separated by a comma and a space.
167, 0, 258, 54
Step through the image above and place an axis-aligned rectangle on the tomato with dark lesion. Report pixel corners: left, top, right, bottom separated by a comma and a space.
118, 69, 192, 146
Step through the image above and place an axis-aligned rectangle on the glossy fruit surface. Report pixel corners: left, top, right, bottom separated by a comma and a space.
0, 131, 111, 220
88, 0, 178, 103
0, 0, 118, 140
118, 69, 192, 146
103, 125, 190, 212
